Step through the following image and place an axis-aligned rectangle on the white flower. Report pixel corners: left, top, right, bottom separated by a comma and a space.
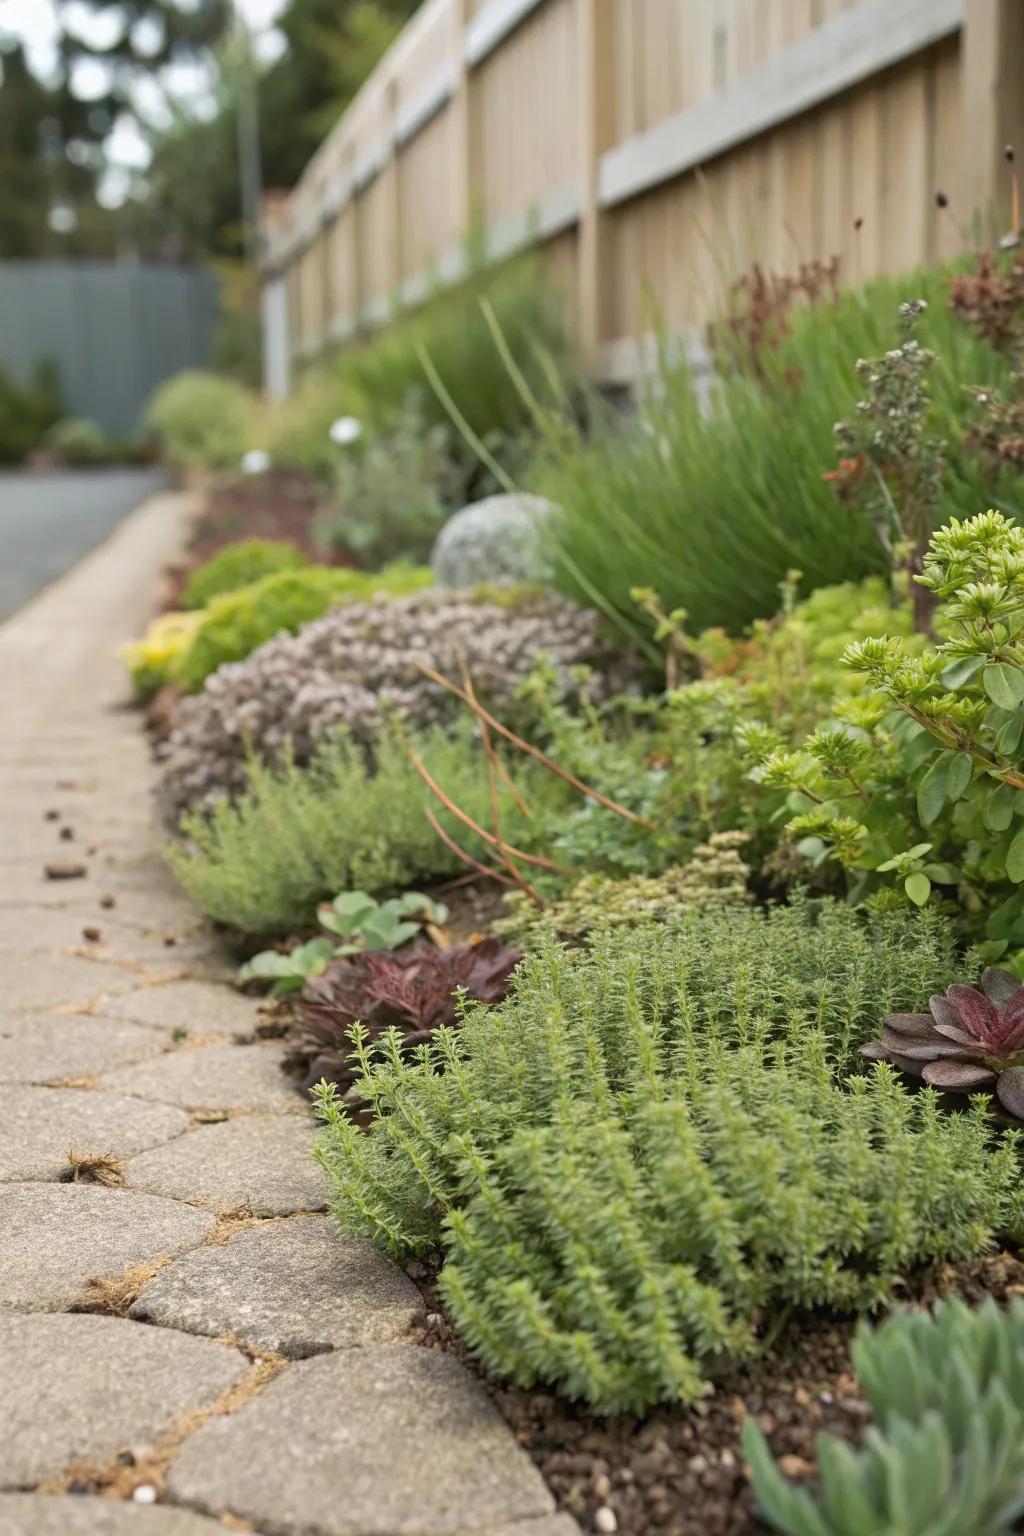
329, 416, 363, 446
240, 449, 271, 475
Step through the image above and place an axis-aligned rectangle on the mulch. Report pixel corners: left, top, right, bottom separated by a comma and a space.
160, 469, 350, 611
411, 1249, 1024, 1534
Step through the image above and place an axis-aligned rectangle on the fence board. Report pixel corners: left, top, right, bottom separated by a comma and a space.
263, 0, 1009, 388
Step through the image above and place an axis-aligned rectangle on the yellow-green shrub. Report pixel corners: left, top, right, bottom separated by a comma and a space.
121, 610, 205, 696
174, 563, 432, 691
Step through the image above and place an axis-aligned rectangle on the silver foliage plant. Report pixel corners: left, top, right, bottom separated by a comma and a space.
157, 587, 629, 821
431, 493, 553, 588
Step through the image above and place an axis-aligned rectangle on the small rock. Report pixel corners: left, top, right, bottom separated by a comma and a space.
100, 894, 116, 909
778, 1455, 815, 1479
133, 1486, 158, 1504
59, 826, 75, 842
82, 926, 102, 943
44, 861, 87, 881
44, 809, 60, 821
594, 1508, 618, 1534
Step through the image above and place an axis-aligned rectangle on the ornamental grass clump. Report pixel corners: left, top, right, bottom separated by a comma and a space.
745, 1297, 1024, 1536
863, 967, 1024, 1116
313, 901, 1020, 1412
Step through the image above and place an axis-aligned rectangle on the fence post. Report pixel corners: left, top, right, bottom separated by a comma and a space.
450, 0, 475, 240
383, 78, 404, 313
962, 0, 1024, 228
577, 0, 615, 362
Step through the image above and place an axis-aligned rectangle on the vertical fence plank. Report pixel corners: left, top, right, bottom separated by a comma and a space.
578, 0, 617, 355
962, 0, 1024, 229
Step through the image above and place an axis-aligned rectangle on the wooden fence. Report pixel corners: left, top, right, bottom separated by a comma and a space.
260, 0, 1024, 396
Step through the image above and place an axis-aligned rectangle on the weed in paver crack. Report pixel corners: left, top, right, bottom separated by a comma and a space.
65, 1148, 126, 1186
71, 1257, 172, 1317
47, 1350, 288, 1500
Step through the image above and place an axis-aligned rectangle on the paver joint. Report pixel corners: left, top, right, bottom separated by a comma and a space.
0, 492, 576, 1534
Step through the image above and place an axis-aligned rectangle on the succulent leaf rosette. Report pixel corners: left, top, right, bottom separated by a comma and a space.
862, 968, 1024, 1116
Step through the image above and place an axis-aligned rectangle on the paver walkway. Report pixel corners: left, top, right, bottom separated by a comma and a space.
0, 493, 578, 1536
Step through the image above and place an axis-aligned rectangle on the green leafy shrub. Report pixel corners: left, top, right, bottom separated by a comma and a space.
42, 416, 120, 467
312, 901, 1019, 1412
744, 1297, 1024, 1536
181, 539, 308, 609
174, 562, 431, 691
166, 725, 544, 935
742, 513, 1024, 954
314, 399, 464, 567
145, 370, 254, 469
263, 367, 360, 478
0, 358, 62, 464
536, 264, 1018, 643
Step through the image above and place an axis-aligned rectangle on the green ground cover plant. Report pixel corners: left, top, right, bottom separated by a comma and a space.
534, 264, 1020, 643
745, 1297, 1024, 1536
314, 900, 1021, 1412
166, 724, 549, 935
181, 538, 308, 609
238, 890, 448, 994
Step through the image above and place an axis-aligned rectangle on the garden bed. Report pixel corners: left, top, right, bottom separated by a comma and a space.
417, 1250, 1024, 1536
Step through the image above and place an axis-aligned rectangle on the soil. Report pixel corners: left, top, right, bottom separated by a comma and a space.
160, 469, 351, 610
411, 1249, 1024, 1535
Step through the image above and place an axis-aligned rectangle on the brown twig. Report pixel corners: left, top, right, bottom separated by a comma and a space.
406, 747, 571, 875
417, 663, 654, 828
424, 806, 520, 890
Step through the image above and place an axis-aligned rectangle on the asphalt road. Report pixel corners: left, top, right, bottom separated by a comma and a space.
0, 469, 167, 622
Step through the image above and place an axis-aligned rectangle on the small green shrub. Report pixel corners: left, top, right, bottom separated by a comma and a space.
263, 367, 360, 478
42, 416, 120, 467
0, 358, 62, 464
313, 902, 1018, 1412
744, 1297, 1024, 1536
145, 370, 254, 469
181, 539, 308, 609
166, 725, 543, 935
314, 399, 465, 568
174, 562, 431, 691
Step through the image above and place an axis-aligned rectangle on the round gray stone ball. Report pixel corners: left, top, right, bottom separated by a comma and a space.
431, 493, 554, 589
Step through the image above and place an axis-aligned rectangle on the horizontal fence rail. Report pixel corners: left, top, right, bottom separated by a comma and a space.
261, 0, 1024, 396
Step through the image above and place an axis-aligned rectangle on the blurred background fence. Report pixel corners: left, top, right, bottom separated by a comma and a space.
0, 262, 219, 435
261, 0, 1024, 393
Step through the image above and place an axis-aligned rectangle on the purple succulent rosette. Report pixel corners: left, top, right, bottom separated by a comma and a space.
862, 967, 1024, 1117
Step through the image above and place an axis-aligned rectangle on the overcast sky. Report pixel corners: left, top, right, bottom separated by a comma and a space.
0, 0, 288, 202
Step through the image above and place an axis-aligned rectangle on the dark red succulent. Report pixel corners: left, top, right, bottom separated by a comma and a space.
290, 937, 521, 1113
861, 967, 1024, 1117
